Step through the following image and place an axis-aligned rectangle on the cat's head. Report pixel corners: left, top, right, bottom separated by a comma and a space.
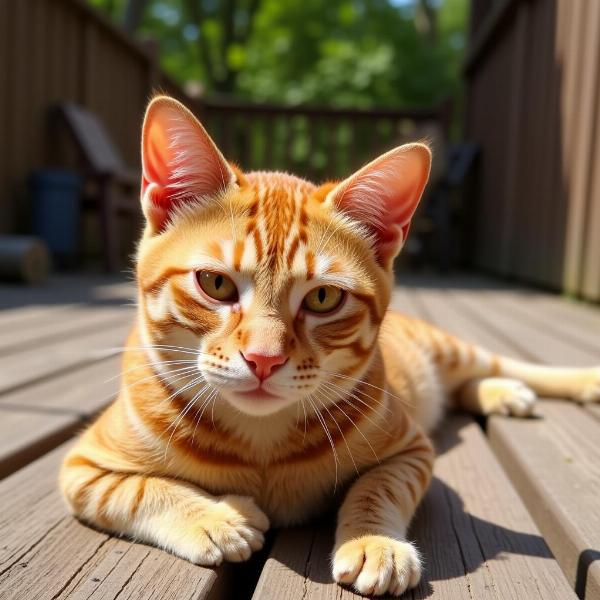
136, 96, 430, 417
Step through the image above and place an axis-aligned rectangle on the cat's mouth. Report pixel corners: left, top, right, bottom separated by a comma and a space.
226, 385, 293, 415
234, 387, 282, 401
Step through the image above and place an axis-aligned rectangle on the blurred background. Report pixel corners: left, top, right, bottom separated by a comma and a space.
0, 0, 599, 302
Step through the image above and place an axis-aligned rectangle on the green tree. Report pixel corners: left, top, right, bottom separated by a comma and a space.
87, 0, 468, 108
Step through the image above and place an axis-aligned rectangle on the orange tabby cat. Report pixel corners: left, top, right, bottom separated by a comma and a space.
60, 96, 600, 596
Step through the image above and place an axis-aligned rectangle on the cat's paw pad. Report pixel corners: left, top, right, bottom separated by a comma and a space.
179, 495, 269, 565
333, 535, 421, 596
575, 368, 600, 403
482, 378, 537, 416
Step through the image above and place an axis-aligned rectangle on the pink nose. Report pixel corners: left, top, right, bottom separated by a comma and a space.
242, 351, 288, 381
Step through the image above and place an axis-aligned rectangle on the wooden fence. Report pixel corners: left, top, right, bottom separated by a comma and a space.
466, 0, 600, 301
0, 0, 448, 259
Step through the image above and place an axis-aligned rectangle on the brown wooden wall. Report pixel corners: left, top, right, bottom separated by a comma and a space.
466, 0, 600, 301
0, 0, 162, 235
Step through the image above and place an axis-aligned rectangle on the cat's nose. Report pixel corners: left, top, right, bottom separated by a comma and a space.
241, 351, 288, 381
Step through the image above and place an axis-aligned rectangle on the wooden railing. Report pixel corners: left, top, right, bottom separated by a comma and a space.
198, 99, 450, 182
465, 0, 600, 301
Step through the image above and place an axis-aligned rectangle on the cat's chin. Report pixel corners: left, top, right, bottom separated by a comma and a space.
225, 389, 297, 417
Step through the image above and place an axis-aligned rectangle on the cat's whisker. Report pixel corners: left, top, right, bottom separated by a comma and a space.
319, 383, 381, 464
210, 394, 217, 430
124, 365, 198, 392
322, 369, 412, 406
321, 380, 392, 437
295, 400, 301, 429
348, 381, 407, 410
165, 385, 208, 435
313, 391, 359, 475
105, 359, 198, 384
163, 384, 212, 462
305, 394, 339, 492
157, 374, 206, 408
100, 344, 203, 356
322, 378, 394, 416
94, 365, 198, 408
192, 388, 218, 442
301, 399, 308, 443
322, 378, 394, 415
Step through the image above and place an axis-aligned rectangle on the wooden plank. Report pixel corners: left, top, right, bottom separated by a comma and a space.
498, 1, 528, 272
408, 278, 599, 359
526, 293, 600, 332
405, 286, 519, 357
562, 0, 600, 296
489, 401, 600, 598
0, 275, 134, 311
448, 287, 598, 366
0, 303, 78, 332
581, 69, 600, 300
544, 0, 568, 288
412, 415, 575, 599
0, 356, 121, 478
0, 305, 132, 355
0, 316, 131, 396
253, 416, 575, 599
0, 408, 79, 480
477, 289, 600, 357
0, 443, 219, 600
0, 354, 120, 413
586, 403, 600, 422
389, 286, 422, 317
0, 0, 9, 235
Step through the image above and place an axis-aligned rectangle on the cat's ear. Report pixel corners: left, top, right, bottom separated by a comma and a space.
141, 95, 236, 233
325, 143, 431, 268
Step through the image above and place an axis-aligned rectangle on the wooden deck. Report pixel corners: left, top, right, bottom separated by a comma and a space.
0, 273, 599, 599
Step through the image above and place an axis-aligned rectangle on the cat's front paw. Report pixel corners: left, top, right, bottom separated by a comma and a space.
574, 367, 600, 403
333, 535, 421, 596
173, 494, 269, 566
481, 378, 537, 416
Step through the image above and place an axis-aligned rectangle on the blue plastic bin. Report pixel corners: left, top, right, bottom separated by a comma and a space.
29, 169, 82, 258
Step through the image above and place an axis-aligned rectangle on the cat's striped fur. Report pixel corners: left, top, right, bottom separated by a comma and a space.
60, 96, 600, 596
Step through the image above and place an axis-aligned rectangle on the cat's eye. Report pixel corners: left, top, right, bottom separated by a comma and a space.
196, 271, 238, 302
302, 285, 344, 314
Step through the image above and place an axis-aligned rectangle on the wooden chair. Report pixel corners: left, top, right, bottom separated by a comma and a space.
52, 103, 141, 271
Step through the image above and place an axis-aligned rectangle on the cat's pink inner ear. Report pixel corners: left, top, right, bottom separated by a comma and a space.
327, 143, 431, 267
141, 96, 234, 232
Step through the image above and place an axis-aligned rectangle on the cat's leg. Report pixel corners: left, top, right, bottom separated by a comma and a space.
493, 357, 600, 404
456, 377, 537, 416
449, 348, 600, 413
60, 451, 269, 565
453, 357, 599, 418
332, 425, 434, 596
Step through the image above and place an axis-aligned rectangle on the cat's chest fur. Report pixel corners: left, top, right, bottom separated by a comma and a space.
167, 404, 410, 526
167, 443, 363, 526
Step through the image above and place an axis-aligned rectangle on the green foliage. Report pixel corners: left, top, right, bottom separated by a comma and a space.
88, 0, 468, 109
